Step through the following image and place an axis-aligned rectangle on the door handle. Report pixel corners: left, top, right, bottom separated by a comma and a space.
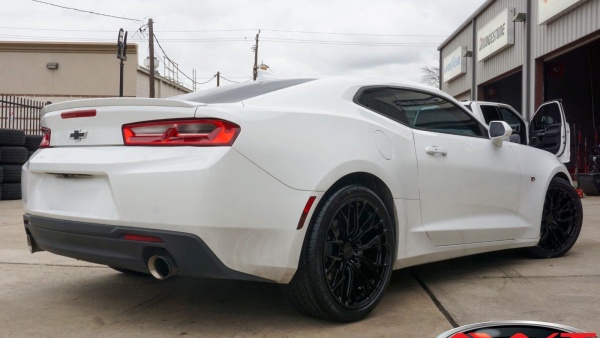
425, 146, 447, 156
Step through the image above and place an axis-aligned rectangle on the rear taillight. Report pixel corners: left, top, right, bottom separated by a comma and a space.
40, 127, 51, 148
122, 119, 240, 146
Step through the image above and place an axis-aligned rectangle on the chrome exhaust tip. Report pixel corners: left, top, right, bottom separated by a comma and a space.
147, 255, 179, 280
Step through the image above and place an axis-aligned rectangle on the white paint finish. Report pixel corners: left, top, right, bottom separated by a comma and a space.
23, 77, 574, 283
413, 130, 524, 245
538, 0, 591, 24
24, 147, 313, 283
373, 130, 394, 160
477, 7, 516, 62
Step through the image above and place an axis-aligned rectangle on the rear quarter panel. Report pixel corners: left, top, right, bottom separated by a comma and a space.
228, 104, 420, 200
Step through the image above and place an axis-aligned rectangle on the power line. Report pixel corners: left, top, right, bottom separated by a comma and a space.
153, 32, 215, 86
219, 76, 241, 84
31, 0, 141, 22
261, 28, 447, 38
261, 37, 439, 47
151, 28, 446, 38
1, 24, 447, 39
0, 26, 117, 32
220, 75, 252, 84
196, 75, 217, 85
156, 29, 259, 33
148, 38, 249, 42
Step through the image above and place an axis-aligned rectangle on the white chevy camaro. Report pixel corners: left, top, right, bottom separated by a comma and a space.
22, 77, 582, 322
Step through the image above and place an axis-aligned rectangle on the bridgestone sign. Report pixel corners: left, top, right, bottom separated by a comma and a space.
476, 7, 515, 62
538, 0, 591, 25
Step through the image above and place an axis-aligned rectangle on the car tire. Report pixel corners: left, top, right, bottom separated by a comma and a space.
0, 147, 28, 165
526, 177, 583, 258
283, 185, 395, 322
24, 135, 43, 152
0, 183, 21, 200
0, 129, 25, 147
0, 165, 21, 183
110, 266, 151, 277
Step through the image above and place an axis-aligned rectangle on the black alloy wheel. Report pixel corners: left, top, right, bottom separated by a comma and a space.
527, 177, 583, 258
284, 185, 395, 322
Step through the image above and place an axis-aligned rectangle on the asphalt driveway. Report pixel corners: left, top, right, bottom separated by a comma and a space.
1, 198, 598, 337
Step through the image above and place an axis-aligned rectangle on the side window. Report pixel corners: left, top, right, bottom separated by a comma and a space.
498, 107, 527, 145
480, 105, 501, 124
355, 88, 409, 125
391, 89, 486, 137
498, 107, 523, 125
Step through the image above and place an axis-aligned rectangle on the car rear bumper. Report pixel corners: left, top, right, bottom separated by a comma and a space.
24, 214, 272, 282
23, 147, 316, 283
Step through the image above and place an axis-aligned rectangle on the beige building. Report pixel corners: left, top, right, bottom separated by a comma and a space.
0, 41, 191, 103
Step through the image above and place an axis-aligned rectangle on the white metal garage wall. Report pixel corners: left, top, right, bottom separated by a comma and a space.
532, 0, 600, 59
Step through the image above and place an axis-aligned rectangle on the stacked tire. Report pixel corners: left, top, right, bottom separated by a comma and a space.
0, 129, 42, 200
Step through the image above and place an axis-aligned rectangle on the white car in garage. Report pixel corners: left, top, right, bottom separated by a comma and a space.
23, 77, 582, 322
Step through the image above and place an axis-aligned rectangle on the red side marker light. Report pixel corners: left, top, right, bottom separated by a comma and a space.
124, 234, 164, 243
297, 196, 317, 230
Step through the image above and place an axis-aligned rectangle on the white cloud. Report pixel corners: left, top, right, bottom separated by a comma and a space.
1, 0, 485, 90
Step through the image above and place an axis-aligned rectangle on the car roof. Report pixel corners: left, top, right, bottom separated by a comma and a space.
174, 76, 456, 105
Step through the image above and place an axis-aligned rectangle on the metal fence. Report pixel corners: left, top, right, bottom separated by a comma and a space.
572, 125, 600, 175
0, 95, 45, 135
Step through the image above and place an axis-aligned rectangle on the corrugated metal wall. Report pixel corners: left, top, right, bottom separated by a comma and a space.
475, 0, 527, 85
532, 0, 600, 59
441, 0, 600, 110
440, 25, 473, 97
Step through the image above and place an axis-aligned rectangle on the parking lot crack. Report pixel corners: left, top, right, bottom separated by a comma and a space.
411, 269, 459, 328
116, 292, 170, 316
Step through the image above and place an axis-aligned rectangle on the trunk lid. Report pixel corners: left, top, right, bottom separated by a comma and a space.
41, 98, 203, 147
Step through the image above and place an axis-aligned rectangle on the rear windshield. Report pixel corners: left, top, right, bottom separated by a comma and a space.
173, 78, 315, 104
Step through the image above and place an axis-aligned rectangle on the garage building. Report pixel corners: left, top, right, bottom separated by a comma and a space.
439, 0, 600, 173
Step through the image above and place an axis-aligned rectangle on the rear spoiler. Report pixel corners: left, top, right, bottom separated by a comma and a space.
41, 98, 205, 116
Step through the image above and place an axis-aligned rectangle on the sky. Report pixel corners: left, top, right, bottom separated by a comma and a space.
2, 0, 486, 91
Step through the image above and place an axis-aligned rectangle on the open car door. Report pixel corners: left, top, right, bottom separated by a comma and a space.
529, 100, 570, 163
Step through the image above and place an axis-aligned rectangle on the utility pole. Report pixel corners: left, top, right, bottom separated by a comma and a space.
252, 30, 260, 81
148, 18, 155, 98
116, 28, 128, 97
217, 71, 220, 87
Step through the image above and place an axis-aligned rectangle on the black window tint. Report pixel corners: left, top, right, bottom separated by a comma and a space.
173, 79, 315, 103
531, 103, 562, 130
355, 88, 409, 125
498, 107, 526, 143
392, 89, 485, 137
498, 107, 522, 125
480, 105, 501, 124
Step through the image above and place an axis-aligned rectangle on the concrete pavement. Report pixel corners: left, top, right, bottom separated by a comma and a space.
1, 198, 598, 337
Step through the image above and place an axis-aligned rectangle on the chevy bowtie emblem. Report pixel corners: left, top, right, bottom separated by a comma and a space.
69, 130, 88, 141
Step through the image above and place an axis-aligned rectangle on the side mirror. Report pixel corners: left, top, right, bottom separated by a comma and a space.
489, 121, 513, 147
